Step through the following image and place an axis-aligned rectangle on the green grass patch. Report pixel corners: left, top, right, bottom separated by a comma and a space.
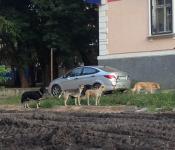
0, 91, 175, 112
100, 91, 175, 111
0, 96, 20, 105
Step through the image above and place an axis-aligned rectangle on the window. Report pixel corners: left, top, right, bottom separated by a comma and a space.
151, 0, 172, 35
65, 68, 82, 77
82, 67, 99, 75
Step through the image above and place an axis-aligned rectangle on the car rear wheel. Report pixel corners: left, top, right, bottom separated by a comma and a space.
51, 85, 61, 96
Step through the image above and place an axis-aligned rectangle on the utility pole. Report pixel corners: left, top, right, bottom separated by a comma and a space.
51, 48, 53, 81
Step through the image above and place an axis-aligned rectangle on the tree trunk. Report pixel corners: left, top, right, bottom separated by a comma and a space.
19, 68, 29, 88
29, 65, 36, 87
41, 64, 50, 86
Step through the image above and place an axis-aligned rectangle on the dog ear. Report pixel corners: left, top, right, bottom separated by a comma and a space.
80, 85, 84, 88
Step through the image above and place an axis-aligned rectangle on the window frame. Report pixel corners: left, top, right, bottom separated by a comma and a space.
149, 0, 175, 36
65, 67, 83, 78
82, 67, 99, 75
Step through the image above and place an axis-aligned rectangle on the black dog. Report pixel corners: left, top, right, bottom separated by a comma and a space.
81, 84, 93, 96
21, 87, 46, 108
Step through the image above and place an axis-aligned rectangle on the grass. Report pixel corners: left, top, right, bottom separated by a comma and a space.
100, 91, 175, 111
0, 96, 20, 105
0, 90, 175, 112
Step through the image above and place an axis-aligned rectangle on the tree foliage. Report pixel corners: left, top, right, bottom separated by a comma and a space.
0, 0, 99, 86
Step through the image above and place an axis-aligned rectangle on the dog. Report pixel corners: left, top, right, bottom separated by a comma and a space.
132, 82, 160, 94
21, 87, 46, 108
59, 85, 84, 106
85, 85, 105, 106
81, 84, 94, 97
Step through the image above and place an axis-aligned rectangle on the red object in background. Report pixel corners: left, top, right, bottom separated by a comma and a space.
104, 75, 117, 79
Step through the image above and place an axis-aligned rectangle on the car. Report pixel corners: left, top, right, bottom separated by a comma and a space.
48, 66, 131, 96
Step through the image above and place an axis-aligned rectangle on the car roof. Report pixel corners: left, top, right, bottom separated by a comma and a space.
80, 65, 122, 72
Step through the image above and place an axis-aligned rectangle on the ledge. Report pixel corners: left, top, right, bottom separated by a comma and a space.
147, 33, 175, 39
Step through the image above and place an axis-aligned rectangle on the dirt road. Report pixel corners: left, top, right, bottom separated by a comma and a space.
0, 108, 175, 150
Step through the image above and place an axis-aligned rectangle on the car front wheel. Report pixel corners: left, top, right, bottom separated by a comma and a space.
51, 85, 61, 96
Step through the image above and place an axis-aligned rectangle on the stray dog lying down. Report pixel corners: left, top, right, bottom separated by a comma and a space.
21, 87, 46, 108
59, 85, 84, 106
132, 82, 160, 94
85, 85, 105, 106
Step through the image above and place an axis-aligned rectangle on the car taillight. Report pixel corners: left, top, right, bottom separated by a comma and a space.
104, 75, 116, 79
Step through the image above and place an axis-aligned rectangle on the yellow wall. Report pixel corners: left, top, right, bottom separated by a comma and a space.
107, 0, 175, 54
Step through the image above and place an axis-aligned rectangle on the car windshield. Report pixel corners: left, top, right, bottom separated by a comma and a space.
97, 66, 119, 72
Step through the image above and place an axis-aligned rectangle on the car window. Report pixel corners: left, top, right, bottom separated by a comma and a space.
82, 67, 99, 75
65, 68, 82, 77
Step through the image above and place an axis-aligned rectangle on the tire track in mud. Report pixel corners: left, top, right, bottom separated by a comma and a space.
0, 110, 175, 149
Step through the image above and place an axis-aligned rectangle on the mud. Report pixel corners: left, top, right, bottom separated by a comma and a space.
0, 109, 175, 150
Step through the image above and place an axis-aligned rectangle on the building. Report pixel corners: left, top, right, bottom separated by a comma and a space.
98, 0, 175, 89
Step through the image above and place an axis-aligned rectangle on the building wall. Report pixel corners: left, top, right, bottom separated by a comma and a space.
106, 0, 175, 55
98, 0, 175, 89
99, 55, 175, 89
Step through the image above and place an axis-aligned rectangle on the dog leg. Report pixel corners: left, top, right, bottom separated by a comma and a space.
26, 103, 31, 109
64, 94, 69, 106
97, 96, 101, 105
150, 88, 153, 94
64, 97, 68, 106
78, 96, 81, 106
24, 103, 26, 108
58, 91, 63, 98
36, 101, 40, 109
87, 95, 90, 106
64, 100, 67, 106
36, 103, 39, 109
95, 96, 98, 106
75, 98, 77, 105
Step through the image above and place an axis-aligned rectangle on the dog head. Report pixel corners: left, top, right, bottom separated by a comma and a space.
39, 87, 47, 95
79, 84, 84, 90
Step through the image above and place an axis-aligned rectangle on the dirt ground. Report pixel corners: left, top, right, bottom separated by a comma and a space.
0, 106, 175, 150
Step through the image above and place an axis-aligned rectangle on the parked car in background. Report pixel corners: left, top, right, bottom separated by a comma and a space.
48, 66, 131, 96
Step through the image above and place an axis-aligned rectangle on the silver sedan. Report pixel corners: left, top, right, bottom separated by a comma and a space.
48, 66, 131, 96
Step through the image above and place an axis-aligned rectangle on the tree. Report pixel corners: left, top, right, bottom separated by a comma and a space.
0, 0, 38, 87
0, 0, 99, 87
31, 0, 98, 65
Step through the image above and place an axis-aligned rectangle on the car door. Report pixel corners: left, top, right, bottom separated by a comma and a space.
80, 67, 99, 85
61, 67, 83, 90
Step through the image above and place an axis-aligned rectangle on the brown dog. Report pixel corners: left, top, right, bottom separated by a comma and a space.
132, 82, 160, 94
85, 85, 105, 106
60, 85, 84, 106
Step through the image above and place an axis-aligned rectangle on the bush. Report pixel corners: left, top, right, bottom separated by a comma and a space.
0, 65, 12, 85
